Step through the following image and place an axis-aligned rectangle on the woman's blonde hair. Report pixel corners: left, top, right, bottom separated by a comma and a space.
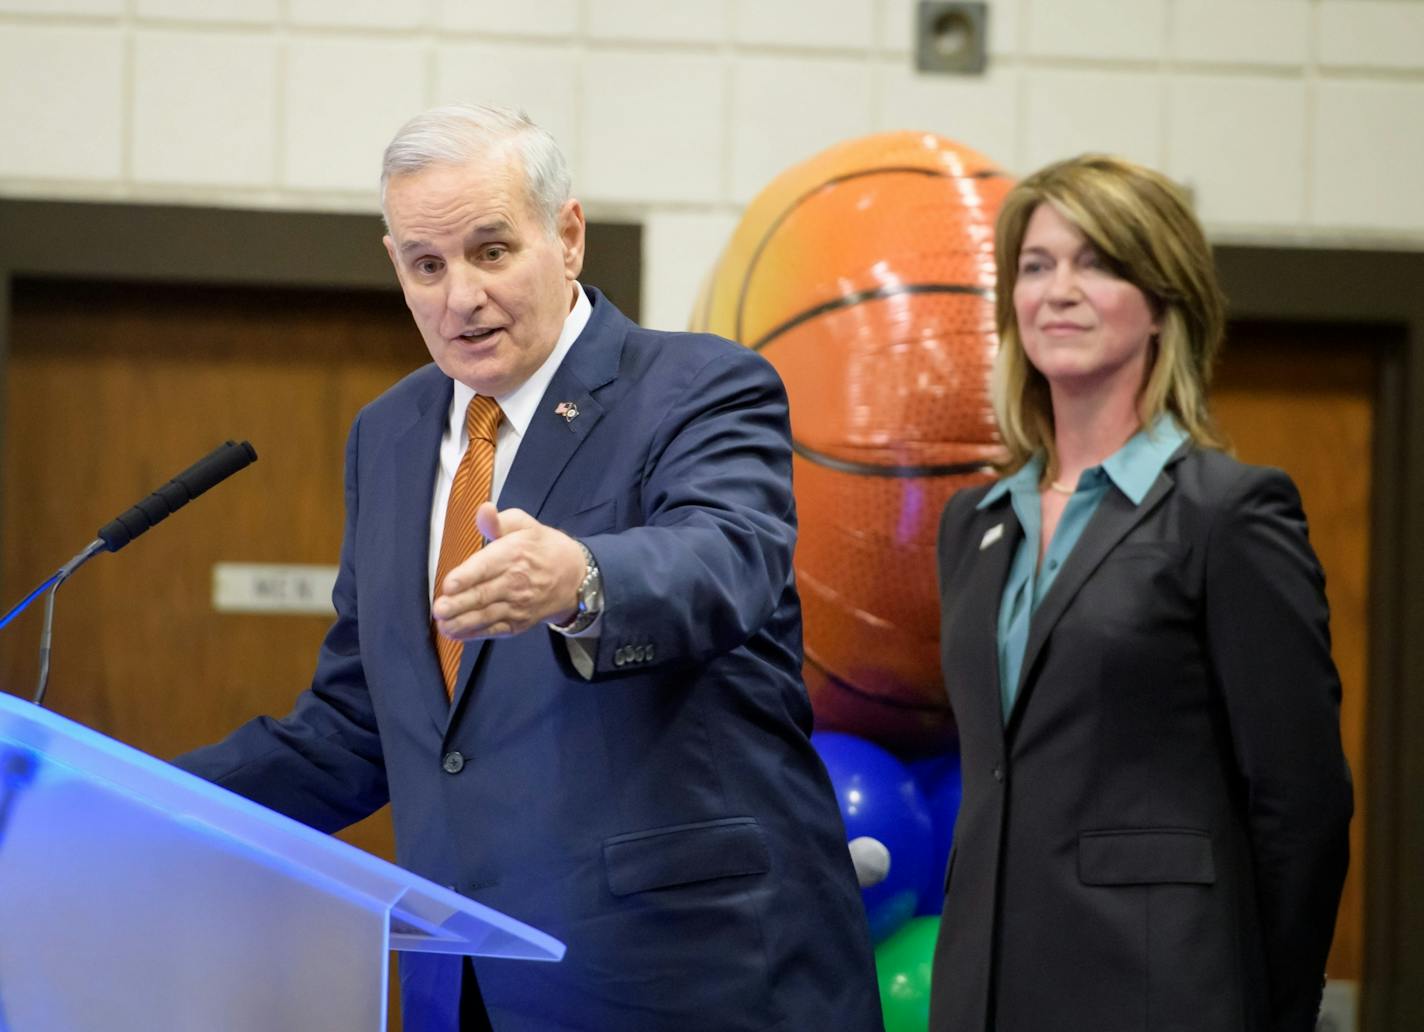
991, 154, 1227, 476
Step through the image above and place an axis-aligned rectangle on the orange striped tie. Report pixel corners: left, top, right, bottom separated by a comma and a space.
433, 394, 502, 698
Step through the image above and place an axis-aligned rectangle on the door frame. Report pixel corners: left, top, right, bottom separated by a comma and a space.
1, 199, 1420, 1028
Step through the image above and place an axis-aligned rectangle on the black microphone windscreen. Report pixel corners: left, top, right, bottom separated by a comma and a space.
97, 440, 258, 552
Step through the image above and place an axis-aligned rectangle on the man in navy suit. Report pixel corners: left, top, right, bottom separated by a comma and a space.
176, 104, 882, 1031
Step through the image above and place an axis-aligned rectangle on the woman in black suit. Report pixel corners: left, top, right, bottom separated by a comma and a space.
930, 155, 1352, 1032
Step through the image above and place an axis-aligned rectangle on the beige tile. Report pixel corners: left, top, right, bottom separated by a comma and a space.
1319, 0, 1424, 72
733, 0, 875, 50
1023, 0, 1167, 61
0, 25, 123, 180
731, 55, 875, 201
588, 0, 727, 43
1171, 0, 1310, 67
1312, 80, 1424, 231
876, 61, 1020, 170
1021, 69, 1164, 172
581, 50, 726, 203
133, 30, 278, 187
642, 210, 743, 331
283, 38, 427, 193
435, 0, 579, 38
1167, 74, 1307, 226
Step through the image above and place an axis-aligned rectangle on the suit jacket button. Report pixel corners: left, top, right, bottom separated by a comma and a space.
614, 647, 627, 666
992, 765, 1005, 782
634, 645, 646, 662
645, 644, 655, 662
442, 751, 465, 774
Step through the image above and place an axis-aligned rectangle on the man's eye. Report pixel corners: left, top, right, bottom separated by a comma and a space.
414, 259, 441, 275
482, 246, 508, 262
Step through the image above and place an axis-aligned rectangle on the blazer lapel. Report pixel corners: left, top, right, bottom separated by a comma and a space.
388, 372, 458, 736
448, 289, 626, 713
966, 503, 1023, 732
1007, 460, 1179, 731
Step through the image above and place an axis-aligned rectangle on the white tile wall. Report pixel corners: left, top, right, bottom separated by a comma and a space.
733, 0, 875, 51
5, 0, 1424, 256
880, 0, 1021, 58
1021, 69, 1164, 172
1167, 75, 1307, 226
875, 62, 1019, 171
435, 43, 582, 178
0, 25, 123, 180
1170, 0, 1311, 67
1023, 0, 1168, 62
283, 39, 428, 193
580, 51, 725, 204
132, 30, 278, 187
435, 0, 580, 39
135, 0, 278, 24
1313, 80, 1424, 232
730, 55, 875, 202
1320, 0, 1424, 72
288, 0, 426, 31
0, 0, 119, 14
641, 210, 742, 332
587, 0, 727, 45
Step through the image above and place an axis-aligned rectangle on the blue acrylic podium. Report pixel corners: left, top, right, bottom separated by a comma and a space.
0, 692, 564, 1031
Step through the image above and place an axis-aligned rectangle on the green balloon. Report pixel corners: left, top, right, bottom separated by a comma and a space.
875, 915, 940, 1032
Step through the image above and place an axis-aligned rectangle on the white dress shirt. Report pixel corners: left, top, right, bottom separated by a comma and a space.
425, 284, 600, 669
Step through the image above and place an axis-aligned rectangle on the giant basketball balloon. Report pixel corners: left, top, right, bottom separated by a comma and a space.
692, 133, 1009, 751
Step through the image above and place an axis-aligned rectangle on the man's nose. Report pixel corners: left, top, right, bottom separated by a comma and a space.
446, 262, 488, 316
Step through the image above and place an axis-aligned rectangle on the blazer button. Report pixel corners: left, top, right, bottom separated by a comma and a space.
992, 765, 1005, 782
614, 647, 627, 667
442, 751, 465, 774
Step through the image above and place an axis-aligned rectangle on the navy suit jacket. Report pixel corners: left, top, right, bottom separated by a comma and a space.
930, 445, 1352, 1032
178, 289, 882, 1031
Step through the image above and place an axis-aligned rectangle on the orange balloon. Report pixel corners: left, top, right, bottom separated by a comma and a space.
692, 132, 1009, 752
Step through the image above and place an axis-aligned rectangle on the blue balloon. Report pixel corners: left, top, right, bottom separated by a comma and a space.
911, 750, 963, 916
812, 731, 934, 941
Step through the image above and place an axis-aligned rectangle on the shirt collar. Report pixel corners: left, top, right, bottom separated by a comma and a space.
979, 455, 1041, 509
1100, 414, 1187, 504
976, 414, 1187, 510
449, 282, 592, 442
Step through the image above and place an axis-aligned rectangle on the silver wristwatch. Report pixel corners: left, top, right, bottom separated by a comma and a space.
549, 541, 602, 635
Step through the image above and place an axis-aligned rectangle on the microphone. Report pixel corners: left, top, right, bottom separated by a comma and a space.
98, 440, 257, 552
0, 440, 258, 708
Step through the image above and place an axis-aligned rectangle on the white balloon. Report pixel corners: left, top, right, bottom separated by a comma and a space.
848, 835, 891, 888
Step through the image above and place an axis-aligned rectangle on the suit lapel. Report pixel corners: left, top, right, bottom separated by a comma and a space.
1006, 460, 1179, 731
448, 289, 626, 713
965, 503, 1023, 733
387, 371, 459, 736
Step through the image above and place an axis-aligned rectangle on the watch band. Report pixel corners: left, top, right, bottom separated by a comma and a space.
549, 541, 601, 635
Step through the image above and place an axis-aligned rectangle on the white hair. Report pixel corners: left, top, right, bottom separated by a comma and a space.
380, 104, 572, 234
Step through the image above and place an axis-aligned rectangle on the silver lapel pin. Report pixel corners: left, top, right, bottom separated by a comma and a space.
980, 523, 1004, 550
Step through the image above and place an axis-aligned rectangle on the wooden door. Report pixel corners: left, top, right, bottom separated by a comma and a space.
1, 277, 423, 1026
1211, 320, 1378, 995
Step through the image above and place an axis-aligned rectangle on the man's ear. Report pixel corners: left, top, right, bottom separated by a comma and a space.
382, 234, 402, 279
558, 199, 586, 280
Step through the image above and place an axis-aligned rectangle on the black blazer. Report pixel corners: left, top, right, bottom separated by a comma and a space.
930, 444, 1352, 1032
